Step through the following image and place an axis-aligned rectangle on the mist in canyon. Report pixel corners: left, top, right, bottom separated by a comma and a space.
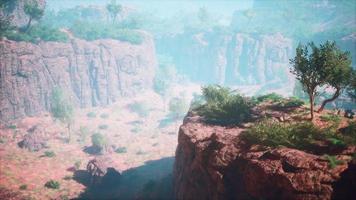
0, 0, 355, 199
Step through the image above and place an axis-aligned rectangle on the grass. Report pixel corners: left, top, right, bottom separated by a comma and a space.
320, 114, 341, 123
44, 180, 60, 189
242, 119, 355, 152
195, 85, 255, 125
115, 147, 127, 154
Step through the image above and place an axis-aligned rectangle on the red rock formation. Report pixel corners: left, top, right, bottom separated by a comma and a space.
174, 112, 356, 200
0, 33, 157, 123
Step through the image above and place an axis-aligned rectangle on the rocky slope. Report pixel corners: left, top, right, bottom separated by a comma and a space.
157, 32, 294, 88
174, 112, 356, 200
0, 33, 157, 123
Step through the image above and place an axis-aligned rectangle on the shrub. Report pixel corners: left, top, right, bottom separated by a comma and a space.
63, 175, 72, 180
78, 126, 90, 143
19, 184, 27, 190
195, 85, 255, 125
131, 124, 142, 133
44, 180, 60, 189
100, 113, 109, 119
129, 102, 150, 118
168, 97, 189, 119
256, 93, 283, 103
115, 147, 127, 154
98, 124, 109, 130
43, 151, 55, 157
325, 155, 344, 169
7, 125, 17, 129
5, 25, 68, 43
278, 97, 305, 108
87, 112, 96, 118
91, 133, 107, 149
320, 114, 341, 123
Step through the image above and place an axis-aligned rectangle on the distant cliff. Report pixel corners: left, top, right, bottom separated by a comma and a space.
157, 32, 294, 87
0, 33, 157, 122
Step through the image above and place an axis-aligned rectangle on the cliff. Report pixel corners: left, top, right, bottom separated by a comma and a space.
174, 113, 356, 200
0, 33, 157, 123
156, 32, 294, 88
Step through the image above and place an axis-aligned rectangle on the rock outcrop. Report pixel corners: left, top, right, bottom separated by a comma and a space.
0, 33, 157, 123
174, 113, 356, 200
157, 32, 294, 87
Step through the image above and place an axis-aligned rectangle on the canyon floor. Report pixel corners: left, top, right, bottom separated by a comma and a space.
0, 91, 181, 200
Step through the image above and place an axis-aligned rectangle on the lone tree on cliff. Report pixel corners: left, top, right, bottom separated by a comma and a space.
24, 0, 44, 31
316, 41, 352, 112
51, 87, 74, 142
290, 41, 353, 120
106, 0, 122, 24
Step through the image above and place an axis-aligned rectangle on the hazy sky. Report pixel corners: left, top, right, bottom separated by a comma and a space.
47, 0, 254, 17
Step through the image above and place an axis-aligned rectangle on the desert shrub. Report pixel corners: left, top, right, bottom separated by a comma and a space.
168, 97, 189, 119
131, 124, 142, 133
98, 124, 109, 130
0, 137, 6, 144
70, 21, 143, 44
256, 93, 283, 103
277, 97, 305, 108
43, 151, 55, 157
63, 175, 72, 180
19, 184, 27, 190
136, 149, 147, 155
74, 160, 81, 170
320, 114, 341, 123
129, 102, 150, 118
45, 180, 60, 189
195, 85, 255, 125
325, 155, 344, 169
243, 120, 355, 151
115, 147, 127, 154
91, 133, 107, 149
100, 113, 109, 119
86, 112, 96, 118
7, 125, 17, 129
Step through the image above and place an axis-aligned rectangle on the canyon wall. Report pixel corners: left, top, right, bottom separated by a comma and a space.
0, 33, 157, 123
174, 113, 356, 200
156, 32, 294, 87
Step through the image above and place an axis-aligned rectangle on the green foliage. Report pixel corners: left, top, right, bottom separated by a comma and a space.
195, 85, 255, 125
43, 151, 55, 157
4, 24, 68, 43
115, 147, 127, 154
320, 114, 341, 123
168, 97, 189, 119
70, 21, 143, 44
256, 93, 283, 103
86, 112, 96, 118
19, 184, 27, 190
100, 113, 109, 119
50, 87, 74, 124
44, 180, 60, 189
325, 155, 344, 169
0, 12, 14, 37
277, 97, 305, 108
91, 133, 107, 149
129, 102, 150, 118
78, 126, 90, 143
24, 1, 44, 30
106, 0, 122, 23
98, 124, 109, 130
243, 119, 355, 151
7, 124, 16, 129
63, 175, 72, 181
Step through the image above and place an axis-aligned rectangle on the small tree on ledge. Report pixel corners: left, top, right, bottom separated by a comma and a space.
24, 0, 44, 31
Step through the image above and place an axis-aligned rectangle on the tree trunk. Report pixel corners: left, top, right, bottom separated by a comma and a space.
309, 93, 314, 120
25, 17, 32, 32
317, 87, 341, 113
67, 123, 71, 143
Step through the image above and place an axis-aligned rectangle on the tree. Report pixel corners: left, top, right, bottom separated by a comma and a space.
289, 42, 325, 120
24, 1, 44, 31
51, 87, 74, 142
106, 0, 122, 24
317, 41, 352, 112
347, 70, 356, 101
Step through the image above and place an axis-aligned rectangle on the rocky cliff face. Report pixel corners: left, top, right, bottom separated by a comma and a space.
0, 33, 157, 123
157, 32, 294, 87
174, 113, 356, 200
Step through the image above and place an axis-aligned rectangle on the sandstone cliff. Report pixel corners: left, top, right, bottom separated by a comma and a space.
157, 32, 294, 87
174, 113, 356, 200
0, 33, 157, 123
